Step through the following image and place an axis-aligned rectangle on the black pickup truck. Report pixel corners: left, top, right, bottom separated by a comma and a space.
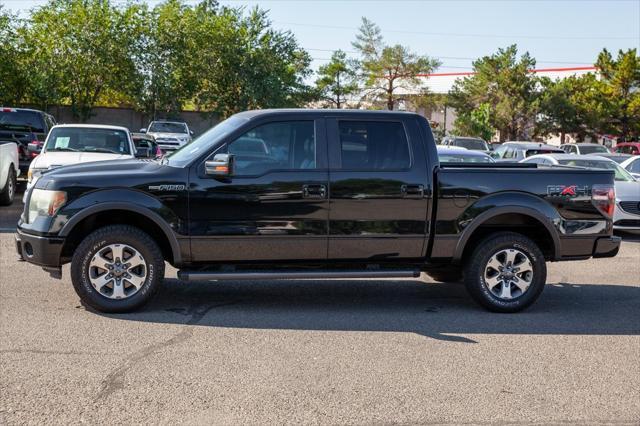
16, 109, 621, 313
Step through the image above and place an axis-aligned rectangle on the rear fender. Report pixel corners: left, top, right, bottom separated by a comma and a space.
453, 192, 561, 262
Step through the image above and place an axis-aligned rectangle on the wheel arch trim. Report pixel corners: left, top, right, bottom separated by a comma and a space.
59, 202, 182, 264
453, 205, 560, 262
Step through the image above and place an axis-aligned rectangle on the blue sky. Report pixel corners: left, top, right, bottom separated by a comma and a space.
5, 0, 640, 72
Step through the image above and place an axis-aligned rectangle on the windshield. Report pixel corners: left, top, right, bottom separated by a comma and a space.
439, 153, 494, 163
148, 122, 188, 134
558, 159, 636, 182
453, 138, 488, 151
579, 145, 609, 154
0, 111, 45, 133
166, 115, 249, 167
44, 127, 131, 155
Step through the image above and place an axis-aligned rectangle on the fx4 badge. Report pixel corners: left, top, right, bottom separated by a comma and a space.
547, 185, 589, 197
149, 184, 186, 191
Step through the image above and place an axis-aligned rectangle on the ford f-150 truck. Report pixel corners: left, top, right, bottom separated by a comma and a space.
15, 110, 621, 313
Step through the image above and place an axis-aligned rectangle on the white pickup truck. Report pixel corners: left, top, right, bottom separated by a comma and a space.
0, 141, 19, 205
26, 124, 142, 187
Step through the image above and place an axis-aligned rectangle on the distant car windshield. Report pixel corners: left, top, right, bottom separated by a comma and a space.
558, 159, 635, 182
166, 115, 249, 167
439, 153, 494, 163
453, 138, 488, 151
0, 111, 45, 133
44, 127, 131, 155
526, 149, 562, 157
578, 145, 609, 154
148, 122, 188, 134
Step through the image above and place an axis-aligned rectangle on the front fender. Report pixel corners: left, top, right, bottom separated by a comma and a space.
55, 189, 183, 264
452, 192, 562, 262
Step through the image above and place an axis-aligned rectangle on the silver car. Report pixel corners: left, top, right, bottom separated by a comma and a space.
521, 153, 640, 231
142, 120, 193, 152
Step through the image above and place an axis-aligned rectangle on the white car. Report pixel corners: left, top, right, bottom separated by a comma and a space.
142, 120, 193, 152
521, 153, 640, 231
620, 156, 640, 180
560, 143, 610, 155
0, 141, 20, 205
27, 124, 137, 192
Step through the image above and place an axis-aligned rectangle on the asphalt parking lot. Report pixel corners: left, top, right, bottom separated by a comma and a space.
1, 184, 639, 424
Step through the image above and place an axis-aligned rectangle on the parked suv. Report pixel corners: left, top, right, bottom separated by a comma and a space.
560, 143, 609, 155
142, 120, 193, 152
0, 107, 56, 173
491, 142, 564, 161
16, 110, 620, 314
441, 136, 490, 152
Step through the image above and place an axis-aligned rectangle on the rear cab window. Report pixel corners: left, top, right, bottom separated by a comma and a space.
0, 110, 45, 133
337, 121, 411, 170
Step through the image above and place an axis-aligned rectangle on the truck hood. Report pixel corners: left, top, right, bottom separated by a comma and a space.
34, 158, 173, 190
32, 151, 132, 170
147, 132, 189, 139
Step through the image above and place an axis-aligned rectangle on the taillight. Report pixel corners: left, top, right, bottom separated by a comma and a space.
591, 184, 615, 218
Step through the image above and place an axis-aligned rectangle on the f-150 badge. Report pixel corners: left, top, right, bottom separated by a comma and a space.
148, 184, 186, 191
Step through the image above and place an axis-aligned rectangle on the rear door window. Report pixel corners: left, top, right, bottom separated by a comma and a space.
337, 121, 411, 170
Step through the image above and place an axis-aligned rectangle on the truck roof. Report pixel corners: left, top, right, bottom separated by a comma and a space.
51, 124, 130, 132
234, 109, 422, 120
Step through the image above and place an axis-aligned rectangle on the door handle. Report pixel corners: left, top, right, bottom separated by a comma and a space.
401, 184, 424, 198
302, 184, 327, 199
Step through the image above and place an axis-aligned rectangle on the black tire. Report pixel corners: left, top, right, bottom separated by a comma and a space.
463, 232, 546, 313
425, 267, 463, 283
0, 166, 16, 206
71, 225, 165, 313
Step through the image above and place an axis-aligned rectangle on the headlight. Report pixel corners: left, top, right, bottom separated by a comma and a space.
27, 168, 46, 183
27, 189, 67, 224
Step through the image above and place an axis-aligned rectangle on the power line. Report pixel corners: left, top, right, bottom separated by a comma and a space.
306, 48, 594, 65
276, 21, 637, 41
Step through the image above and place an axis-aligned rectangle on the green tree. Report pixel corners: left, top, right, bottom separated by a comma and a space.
537, 74, 610, 142
192, 6, 313, 118
596, 48, 640, 140
22, 0, 145, 121
453, 102, 494, 141
0, 6, 26, 105
315, 50, 358, 108
136, 0, 199, 117
449, 45, 539, 141
352, 17, 440, 110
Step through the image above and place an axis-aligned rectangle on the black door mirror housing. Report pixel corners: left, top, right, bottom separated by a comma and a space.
205, 153, 234, 176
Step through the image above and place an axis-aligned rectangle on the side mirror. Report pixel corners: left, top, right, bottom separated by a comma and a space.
205, 153, 234, 176
140, 128, 147, 133
135, 147, 151, 158
189, 130, 194, 136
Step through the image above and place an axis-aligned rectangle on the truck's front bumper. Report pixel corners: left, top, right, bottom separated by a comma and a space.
592, 235, 621, 258
15, 228, 65, 267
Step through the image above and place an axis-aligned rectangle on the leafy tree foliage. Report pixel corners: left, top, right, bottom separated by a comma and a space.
453, 103, 494, 141
449, 45, 539, 141
2, 0, 312, 120
537, 74, 611, 142
596, 48, 640, 140
314, 50, 359, 108
352, 17, 440, 110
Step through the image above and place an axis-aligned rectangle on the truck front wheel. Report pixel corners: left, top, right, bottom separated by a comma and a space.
70, 225, 165, 313
463, 232, 546, 313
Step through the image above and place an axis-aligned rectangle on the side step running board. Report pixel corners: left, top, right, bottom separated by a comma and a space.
178, 269, 420, 282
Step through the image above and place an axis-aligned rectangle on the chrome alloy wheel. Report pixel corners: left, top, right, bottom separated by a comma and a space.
7, 173, 14, 200
483, 248, 533, 300
88, 244, 147, 299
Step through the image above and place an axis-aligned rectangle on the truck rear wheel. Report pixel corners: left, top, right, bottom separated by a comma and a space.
0, 166, 16, 206
463, 232, 546, 313
70, 225, 165, 313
